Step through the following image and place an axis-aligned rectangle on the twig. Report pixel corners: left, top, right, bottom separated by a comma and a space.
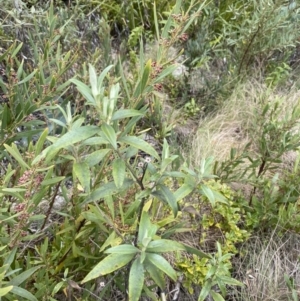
171, 275, 183, 301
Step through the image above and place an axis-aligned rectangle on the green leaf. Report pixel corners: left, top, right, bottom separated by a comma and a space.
153, 65, 177, 83
138, 211, 157, 243
162, 139, 169, 160
69, 78, 95, 104
153, 1, 160, 40
82, 179, 134, 205
182, 0, 208, 34
198, 280, 212, 301
217, 275, 243, 286
18, 69, 37, 84
144, 259, 165, 289
201, 184, 215, 206
4, 144, 29, 169
119, 136, 159, 160
2, 188, 26, 193
81, 253, 134, 283
158, 185, 178, 217
101, 124, 117, 149
83, 181, 116, 204
1, 105, 11, 131
141, 237, 152, 249
112, 109, 144, 121
210, 291, 225, 301
51, 281, 64, 296
174, 184, 194, 201
8, 266, 42, 286
121, 106, 147, 137
41, 176, 65, 186
146, 239, 185, 253
50, 126, 99, 150
146, 253, 177, 281
83, 137, 109, 146
205, 265, 217, 280
104, 244, 139, 255
134, 59, 151, 98
129, 257, 144, 301
112, 158, 126, 189
141, 59, 151, 92
35, 127, 49, 156
181, 244, 211, 259
33, 126, 99, 164
10, 286, 38, 301
89, 64, 99, 97
4, 247, 17, 267
161, 155, 178, 173
96, 65, 114, 92
85, 149, 111, 167
17, 59, 24, 79
0, 286, 13, 297
73, 162, 90, 193
212, 190, 229, 205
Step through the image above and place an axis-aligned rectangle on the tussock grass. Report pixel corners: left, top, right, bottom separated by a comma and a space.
231, 231, 300, 301
188, 81, 300, 168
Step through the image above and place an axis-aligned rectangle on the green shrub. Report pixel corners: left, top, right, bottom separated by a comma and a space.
180, 0, 300, 111
0, 1, 229, 300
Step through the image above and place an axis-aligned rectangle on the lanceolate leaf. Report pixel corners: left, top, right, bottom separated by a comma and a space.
83, 181, 117, 204
18, 69, 37, 84
35, 127, 49, 156
82, 179, 134, 205
101, 124, 117, 149
200, 184, 216, 206
8, 266, 42, 286
129, 257, 144, 301
73, 162, 90, 193
89, 64, 98, 97
144, 259, 165, 289
157, 185, 178, 217
4, 144, 29, 169
81, 253, 134, 283
138, 211, 158, 243
85, 149, 111, 167
198, 280, 212, 301
83, 137, 109, 145
118, 136, 159, 160
146, 239, 184, 253
133, 59, 151, 98
1, 105, 11, 132
153, 65, 177, 83
41, 176, 65, 186
97, 65, 114, 92
112, 109, 144, 121
32, 126, 99, 164
0, 286, 13, 297
174, 183, 194, 201
112, 158, 126, 189
182, 244, 211, 259
217, 275, 243, 286
104, 244, 139, 255
69, 78, 94, 104
146, 253, 177, 281
10, 286, 38, 301
212, 190, 229, 205
210, 291, 225, 301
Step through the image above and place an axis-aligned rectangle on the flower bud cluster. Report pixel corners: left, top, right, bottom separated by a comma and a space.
18, 170, 33, 185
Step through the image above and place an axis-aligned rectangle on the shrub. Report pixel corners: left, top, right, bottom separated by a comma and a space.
0, 1, 233, 300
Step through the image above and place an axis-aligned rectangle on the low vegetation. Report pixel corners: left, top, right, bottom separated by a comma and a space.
0, 0, 299, 300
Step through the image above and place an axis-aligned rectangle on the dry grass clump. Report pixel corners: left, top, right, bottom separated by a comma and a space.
188, 81, 300, 168
231, 231, 300, 301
